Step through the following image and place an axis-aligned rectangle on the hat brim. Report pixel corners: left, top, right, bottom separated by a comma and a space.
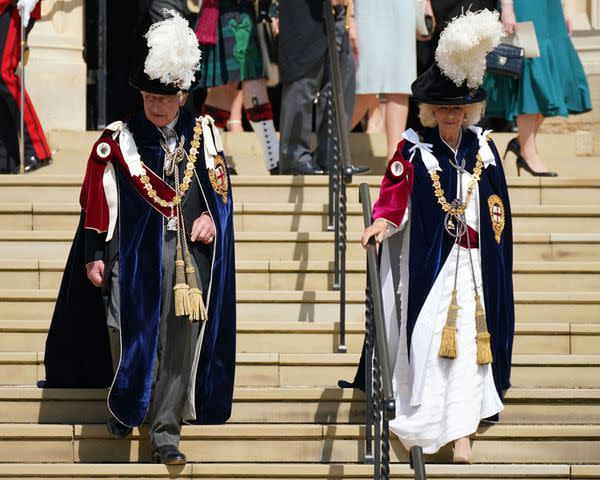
414, 88, 488, 106
129, 67, 202, 95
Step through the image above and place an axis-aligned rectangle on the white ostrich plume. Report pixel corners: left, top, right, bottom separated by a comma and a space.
435, 9, 504, 90
144, 10, 202, 91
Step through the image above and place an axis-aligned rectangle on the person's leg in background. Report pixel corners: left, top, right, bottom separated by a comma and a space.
227, 88, 244, 132
242, 78, 279, 173
315, 7, 368, 175
516, 113, 555, 175
384, 93, 409, 160
0, 6, 52, 173
279, 60, 324, 175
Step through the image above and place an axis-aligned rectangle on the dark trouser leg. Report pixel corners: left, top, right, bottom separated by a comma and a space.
279, 61, 324, 172
105, 261, 121, 373
315, 9, 356, 170
149, 231, 200, 450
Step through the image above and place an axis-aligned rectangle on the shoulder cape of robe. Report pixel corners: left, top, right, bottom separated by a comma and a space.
43, 109, 236, 426
345, 127, 514, 402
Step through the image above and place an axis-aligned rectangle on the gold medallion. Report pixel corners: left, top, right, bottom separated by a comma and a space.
209, 155, 229, 204
487, 195, 505, 244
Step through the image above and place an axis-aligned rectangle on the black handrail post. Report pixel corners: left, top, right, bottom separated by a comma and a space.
410, 447, 428, 480
359, 184, 394, 404
364, 274, 374, 464
323, 1, 350, 353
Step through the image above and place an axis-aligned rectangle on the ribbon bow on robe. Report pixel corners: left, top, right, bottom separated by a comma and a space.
468, 126, 496, 169
402, 128, 441, 173
200, 115, 225, 170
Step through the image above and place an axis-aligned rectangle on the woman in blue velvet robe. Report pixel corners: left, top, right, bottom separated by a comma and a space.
360, 10, 514, 463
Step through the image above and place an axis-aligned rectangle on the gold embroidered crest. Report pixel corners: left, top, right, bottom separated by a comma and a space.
209, 155, 229, 204
487, 195, 505, 244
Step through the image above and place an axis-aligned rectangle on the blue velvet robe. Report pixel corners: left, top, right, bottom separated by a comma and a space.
404, 127, 515, 398
44, 109, 236, 426
343, 127, 515, 402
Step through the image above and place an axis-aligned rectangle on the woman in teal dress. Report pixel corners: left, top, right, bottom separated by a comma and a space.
484, 0, 591, 176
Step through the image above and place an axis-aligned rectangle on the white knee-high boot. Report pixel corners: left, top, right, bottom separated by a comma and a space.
246, 103, 279, 173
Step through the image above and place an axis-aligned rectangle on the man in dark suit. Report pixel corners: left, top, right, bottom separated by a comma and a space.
278, 0, 368, 175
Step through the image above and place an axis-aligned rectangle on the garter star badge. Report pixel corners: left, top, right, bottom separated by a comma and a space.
391, 161, 404, 177
487, 195, 505, 244
209, 154, 229, 204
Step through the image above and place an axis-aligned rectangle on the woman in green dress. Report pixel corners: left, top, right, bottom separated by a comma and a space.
484, 0, 591, 176
196, 0, 279, 174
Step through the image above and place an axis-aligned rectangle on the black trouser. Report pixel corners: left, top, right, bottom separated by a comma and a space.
279, 9, 355, 171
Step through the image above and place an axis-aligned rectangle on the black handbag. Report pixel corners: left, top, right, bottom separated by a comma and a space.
486, 43, 525, 79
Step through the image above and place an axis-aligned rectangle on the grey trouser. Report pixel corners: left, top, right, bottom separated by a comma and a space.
279, 10, 356, 171
106, 229, 201, 449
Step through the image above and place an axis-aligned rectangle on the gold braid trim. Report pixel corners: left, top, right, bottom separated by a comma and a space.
140, 122, 203, 208
429, 154, 483, 216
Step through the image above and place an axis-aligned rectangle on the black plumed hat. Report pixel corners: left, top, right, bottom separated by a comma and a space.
129, 10, 202, 96
411, 64, 487, 105
411, 9, 504, 106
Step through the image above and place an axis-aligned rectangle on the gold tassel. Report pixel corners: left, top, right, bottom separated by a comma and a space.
173, 246, 190, 316
438, 289, 459, 359
475, 294, 493, 365
185, 254, 208, 323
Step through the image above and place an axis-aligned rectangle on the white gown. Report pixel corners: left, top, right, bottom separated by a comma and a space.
381, 169, 503, 455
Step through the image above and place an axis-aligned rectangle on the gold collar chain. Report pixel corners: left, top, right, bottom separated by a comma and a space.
429, 153, 483, 216
139, 120, 203, 209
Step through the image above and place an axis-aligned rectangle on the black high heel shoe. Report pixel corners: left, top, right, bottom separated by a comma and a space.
516, 156, 558, 177
503, 137, 520, 159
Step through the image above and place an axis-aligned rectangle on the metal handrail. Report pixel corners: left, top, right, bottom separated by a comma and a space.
323, 1, 349, 353
359, 183, 427, 480
359, 183, 395, 414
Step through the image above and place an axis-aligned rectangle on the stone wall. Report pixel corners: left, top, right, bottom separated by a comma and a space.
26, 0, 86, 132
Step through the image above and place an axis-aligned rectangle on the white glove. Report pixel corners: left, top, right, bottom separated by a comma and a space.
16, 0, 39, 28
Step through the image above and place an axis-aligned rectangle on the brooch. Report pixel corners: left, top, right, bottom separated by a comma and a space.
209, 154, 229, 204
487, 195, 505, 244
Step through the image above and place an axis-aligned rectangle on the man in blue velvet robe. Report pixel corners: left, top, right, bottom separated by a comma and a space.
43, 12, 236, 465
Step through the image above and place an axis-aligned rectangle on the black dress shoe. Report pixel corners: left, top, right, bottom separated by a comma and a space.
343, 164, 370, 176
151, 445, 187, 465
269, 165, 280, 175
25, 156, 53, 173
106, 416, 133, 438
227, 165, 237, 175
282, 160, 325, 175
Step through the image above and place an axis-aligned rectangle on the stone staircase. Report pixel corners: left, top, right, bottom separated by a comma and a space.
0, 131, 598, 478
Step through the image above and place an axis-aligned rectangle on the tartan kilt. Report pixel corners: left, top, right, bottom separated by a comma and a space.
200, 0, 265, 88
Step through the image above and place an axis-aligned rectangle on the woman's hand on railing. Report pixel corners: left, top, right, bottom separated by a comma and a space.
361, 218, 388, 248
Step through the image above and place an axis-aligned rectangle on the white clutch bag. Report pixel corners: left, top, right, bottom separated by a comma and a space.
502, 21, 540, 58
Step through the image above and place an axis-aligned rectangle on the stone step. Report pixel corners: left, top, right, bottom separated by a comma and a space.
1, 175, 599, 206
42, 131, 591, 177
0, 386, 598, 426
1, 231, 600, 264
2, 202, 600, 234
3, 259, 599, 293
2, 350, 600, 388
1, 320, 596, 356
0, 463, 579, 480
0, 423, 597, 463
1, 289, 598, 324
